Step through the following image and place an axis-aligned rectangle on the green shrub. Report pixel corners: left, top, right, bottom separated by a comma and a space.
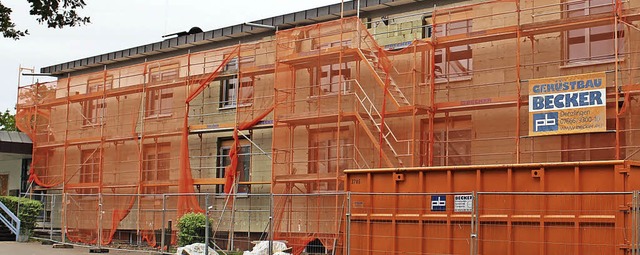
0, 196, 43, 236
176, 212, 212, 246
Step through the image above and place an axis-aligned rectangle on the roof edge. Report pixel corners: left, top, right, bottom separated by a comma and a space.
42, 0, 421, 75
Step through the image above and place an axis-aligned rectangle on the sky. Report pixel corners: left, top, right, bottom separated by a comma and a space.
0, 0, 345, 113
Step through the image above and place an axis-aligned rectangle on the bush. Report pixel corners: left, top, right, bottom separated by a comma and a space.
176, 212, 213, 247
0, 196, 43, 236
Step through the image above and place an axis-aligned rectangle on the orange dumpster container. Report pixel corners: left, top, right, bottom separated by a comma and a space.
345, 160, 640, 255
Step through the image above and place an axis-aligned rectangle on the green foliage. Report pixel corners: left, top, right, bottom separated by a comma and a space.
1, 0, 90, 40
0, 196, 43, 236
0, 3, 27, 39
176, 212, 212, 247
0, 109, 16, 131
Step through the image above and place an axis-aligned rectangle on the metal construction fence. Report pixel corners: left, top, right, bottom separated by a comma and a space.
23, 191, 640, 255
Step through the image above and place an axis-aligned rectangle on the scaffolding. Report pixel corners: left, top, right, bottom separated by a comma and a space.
14, 0, 640, 253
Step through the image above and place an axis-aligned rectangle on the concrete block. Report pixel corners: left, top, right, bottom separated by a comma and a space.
52, 243, 73, 249
89, 248, 109, 253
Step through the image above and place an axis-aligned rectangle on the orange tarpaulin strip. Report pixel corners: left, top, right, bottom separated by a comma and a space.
224, 105, 276, 193
186, 45, 240, 104
178, 104, 204, 215
16, 108, 62, 188
104, 195, 137, 245
28, 167, 62, 188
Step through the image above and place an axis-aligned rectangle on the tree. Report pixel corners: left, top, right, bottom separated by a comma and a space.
1, 0, 90, 40
0, 109, 16, 131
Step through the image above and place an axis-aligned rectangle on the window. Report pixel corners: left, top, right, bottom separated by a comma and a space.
217, 139, 251, 194
433, 20, 473, 80
561, 118, 624, 161
146, 88, 173, 117
142, 143, 171, 194
565, 0, 624, 64
315, 40, 351, 50
422, 116, 472, 166
311, 63, 351, 96
422, 15, 433, 39
39, 150, 55, 179
220, 57, 255, 108
83, 77, 112, 125
79, 149, 101, 194
149, 64, 179, 83
308, 40, 352, 97
221, 76, 254, 108
308, 129, 351, 192
146, 64, 177, 117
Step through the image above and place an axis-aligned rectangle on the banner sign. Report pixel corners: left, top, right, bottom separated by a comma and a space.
528, 72, 607, 136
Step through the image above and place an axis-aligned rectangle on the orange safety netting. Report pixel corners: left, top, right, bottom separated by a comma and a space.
14, 0, 640, 253
14, 45, 241, 246
177, 109, 203, 215
223, 105, 275, 194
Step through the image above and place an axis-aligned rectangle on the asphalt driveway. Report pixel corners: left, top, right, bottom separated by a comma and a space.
0, 242, 160, 255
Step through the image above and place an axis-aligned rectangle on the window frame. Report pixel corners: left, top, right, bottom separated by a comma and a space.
142, 142, 171, 194
563, 0, 624, 65
79, 148, 101, 195
561, 117, 624, 161
421, 116, 472, 167
82, 76, 113, 126
432, 19, 473, 82
216, 138, 252, 194
422, 15, 433, 39
146, 64, 178, 118
308, 128, 352, 192
310, 63, 352, 97
219, 57, 256, 109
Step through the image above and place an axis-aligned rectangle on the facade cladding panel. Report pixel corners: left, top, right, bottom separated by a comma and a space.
18, 0, 640, 254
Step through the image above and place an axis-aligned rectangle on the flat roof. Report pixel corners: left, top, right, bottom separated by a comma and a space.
0, 131, 32, 156
42, 0, 421, 75
0, 131, 31, 144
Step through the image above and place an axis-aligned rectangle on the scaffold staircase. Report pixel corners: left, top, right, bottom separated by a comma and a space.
358, 50, 410, 107
352, 80, 409, 167
356, 23, 411, 108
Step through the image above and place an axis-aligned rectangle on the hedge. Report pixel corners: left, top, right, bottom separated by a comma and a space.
0, 196, 43, 236
176, 212, 213, 247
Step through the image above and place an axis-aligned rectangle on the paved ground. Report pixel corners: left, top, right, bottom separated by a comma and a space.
0, 242, 162, 255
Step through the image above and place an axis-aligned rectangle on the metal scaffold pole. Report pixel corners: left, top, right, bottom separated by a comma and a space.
345, 192, 351, 255
269, 193, 274, 255
205, 194, 210, 255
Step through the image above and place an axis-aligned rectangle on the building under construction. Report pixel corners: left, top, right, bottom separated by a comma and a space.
15, 0, 640, 254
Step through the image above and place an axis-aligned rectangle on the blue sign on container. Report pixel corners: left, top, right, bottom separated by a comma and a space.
431, 195, 446, 211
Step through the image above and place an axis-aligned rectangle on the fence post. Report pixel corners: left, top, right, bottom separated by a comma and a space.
637, 190, 640, 255
634, 191, 639, 255
98, 193, 103, 250
161, 194, 166, 253
61, 192, 66, 244
346, 192, 351, 255
205, 194, 210, 255
269, 193, 274, 254
50, 194, 55, 241
470, 191, 478, 255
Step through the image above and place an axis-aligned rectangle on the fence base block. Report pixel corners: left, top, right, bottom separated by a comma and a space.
89, 248, 109, 253
52, 244, 73, 249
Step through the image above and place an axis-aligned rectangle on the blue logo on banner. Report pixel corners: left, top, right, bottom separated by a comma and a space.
431, 195, 446, 211
533, 112, 558, 132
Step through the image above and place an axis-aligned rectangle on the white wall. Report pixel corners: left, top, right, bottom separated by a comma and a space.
0, 159, 23, 194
